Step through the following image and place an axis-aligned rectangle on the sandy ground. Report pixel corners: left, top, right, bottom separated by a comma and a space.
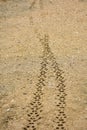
0, 0, 87, 130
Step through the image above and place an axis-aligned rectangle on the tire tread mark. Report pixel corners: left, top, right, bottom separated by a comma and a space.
23, 34, 67, 130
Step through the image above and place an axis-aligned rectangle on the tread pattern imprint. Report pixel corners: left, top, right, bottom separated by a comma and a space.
22, 34, 67, 130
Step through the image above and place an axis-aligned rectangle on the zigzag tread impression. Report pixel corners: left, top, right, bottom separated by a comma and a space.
22, 34, 67, 130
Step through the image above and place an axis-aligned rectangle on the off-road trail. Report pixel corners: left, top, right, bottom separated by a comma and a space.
0, 0, 87, 130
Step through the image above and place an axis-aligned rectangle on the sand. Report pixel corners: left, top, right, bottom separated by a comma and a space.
0, 0, 87, 130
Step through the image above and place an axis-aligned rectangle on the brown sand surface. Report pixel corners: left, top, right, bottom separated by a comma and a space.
0, 0, 87, 130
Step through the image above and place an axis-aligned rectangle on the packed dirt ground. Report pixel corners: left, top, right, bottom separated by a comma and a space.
0, 0, 87, 130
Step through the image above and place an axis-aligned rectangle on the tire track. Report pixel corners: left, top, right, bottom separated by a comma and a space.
39, 34, 67, 130
23, 34, 67, 130
22, 36, 48, 130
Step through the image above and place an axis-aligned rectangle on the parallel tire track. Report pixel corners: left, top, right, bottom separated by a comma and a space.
23, 34, 67, 130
